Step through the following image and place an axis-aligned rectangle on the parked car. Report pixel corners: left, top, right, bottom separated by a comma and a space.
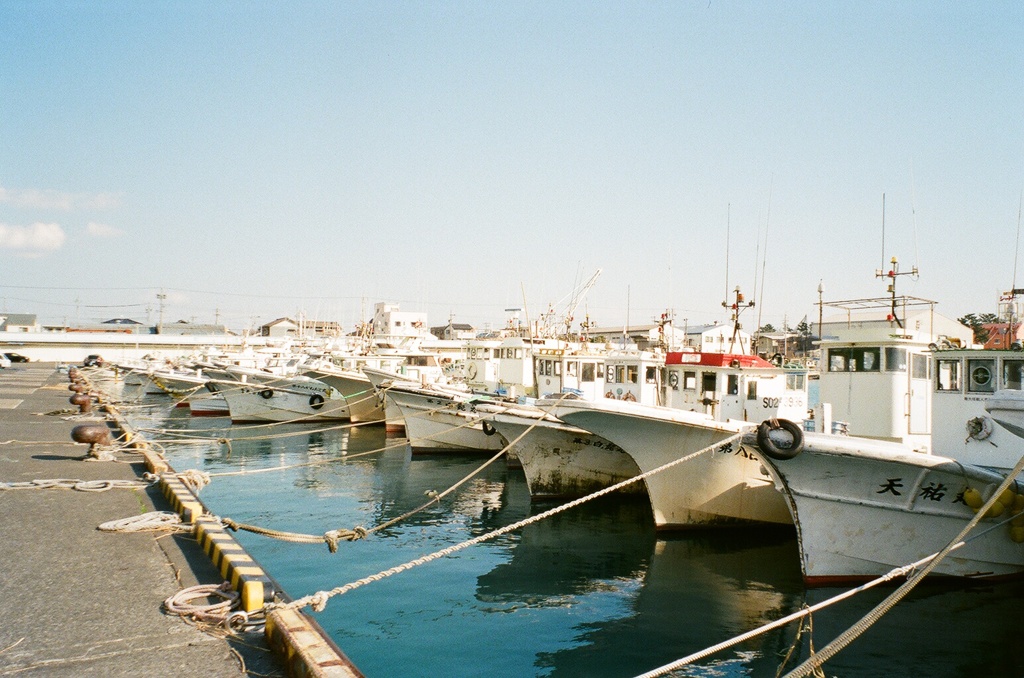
0, 355, 11, 369
3, 352, 29, 363
83, 354, 105, 367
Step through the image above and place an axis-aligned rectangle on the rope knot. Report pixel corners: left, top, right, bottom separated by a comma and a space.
309, 591, 330, 613
178, 469, 211, 492
221, 518, 239, 532
324, 531, 340, 553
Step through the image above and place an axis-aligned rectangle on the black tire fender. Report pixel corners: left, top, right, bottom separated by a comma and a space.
482, 420, 497, 436
756, 418, 804, 460
259, 388, 274, 399
309, 394, 325, 410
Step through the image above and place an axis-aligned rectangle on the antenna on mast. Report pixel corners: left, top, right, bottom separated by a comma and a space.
724, 203, 731, 306
722, 286, 755, 354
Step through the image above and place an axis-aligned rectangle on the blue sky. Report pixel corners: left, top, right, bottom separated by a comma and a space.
2, 2, 1023, 332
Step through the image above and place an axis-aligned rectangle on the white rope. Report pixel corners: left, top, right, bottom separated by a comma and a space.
0, 476, 156, 492
98, 511, 193, 533
164, 582, 238, 621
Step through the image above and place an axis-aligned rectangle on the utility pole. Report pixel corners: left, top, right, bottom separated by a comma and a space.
156, 290, 166, 334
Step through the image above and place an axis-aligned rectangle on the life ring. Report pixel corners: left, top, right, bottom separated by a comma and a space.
482, 420, 497, 436
605, 391, 616, 399
467, 363, 478, 380
966, 416, 994, 441
667, 372, 679, 388
259, 388, 274, 399
623, 391, 636, 402
309, 394, 325, 410
756, 418, 804, 460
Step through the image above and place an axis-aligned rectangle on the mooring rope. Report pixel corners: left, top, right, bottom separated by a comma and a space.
275, 429, 745, 613
212, 394, 568, 550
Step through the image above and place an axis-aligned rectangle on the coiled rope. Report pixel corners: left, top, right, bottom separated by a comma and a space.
0, 474, 158, 492
98, 510, 193, 533
163, 581, 265, 633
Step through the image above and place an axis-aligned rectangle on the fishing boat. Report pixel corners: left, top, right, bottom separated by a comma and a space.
218, 375, 349, 423
551, 397, 784, 528
382, 381, 506, 453
754, 302, 1024, 583
753, 424, 1024, 584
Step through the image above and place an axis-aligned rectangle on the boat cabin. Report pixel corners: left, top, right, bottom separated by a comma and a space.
931, 347, 1024, 469
601, 350, 663, 405
661, 351, 807, 423
814, 295, 971, 451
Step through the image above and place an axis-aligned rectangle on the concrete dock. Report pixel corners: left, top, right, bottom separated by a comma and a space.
0, 364, 356, 677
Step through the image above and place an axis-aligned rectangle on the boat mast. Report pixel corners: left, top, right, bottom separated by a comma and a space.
722, 286, 755, 354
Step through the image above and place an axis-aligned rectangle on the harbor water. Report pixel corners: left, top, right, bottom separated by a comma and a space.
130, 393, 1024, 678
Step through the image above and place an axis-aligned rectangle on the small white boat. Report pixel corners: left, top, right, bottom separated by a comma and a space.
219, 376, 349, 424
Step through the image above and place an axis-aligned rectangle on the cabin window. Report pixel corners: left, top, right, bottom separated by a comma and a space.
911, 354, 929, 380
936, 360, 960, 391
582, 363, 596, 382
566, 361, 578, 378
554, 361, 562, 376
615, 365, 626, 383
884, 348, 908, 372
627, 365, 639, 384
1004, 360, 1024, 390
727, 374, 739, 395
596, 364, 605, 379
747, 381, 758, 400
515, 349, 522, 359
967, 359, 996, 393
786, 373, 805, 391
683, 371, 697, 390
828, 347, 880, 372
645, 366, 658, 384
701, 372, 716, 393
828, 350, 847, 372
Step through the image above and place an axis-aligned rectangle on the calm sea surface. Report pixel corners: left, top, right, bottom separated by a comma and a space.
128, 391, 1024, 678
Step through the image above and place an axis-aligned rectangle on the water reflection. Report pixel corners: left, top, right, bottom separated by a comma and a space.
534, 529, 804, 678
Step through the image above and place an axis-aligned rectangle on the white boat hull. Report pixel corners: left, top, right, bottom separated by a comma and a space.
221, 384, 350, 424
303, 368, 385, 424
188, 393, 229, 416
488, 412, 643, 499
761, 433, 1024, 584
386, 388, 505, 453
554, 399, 791, 529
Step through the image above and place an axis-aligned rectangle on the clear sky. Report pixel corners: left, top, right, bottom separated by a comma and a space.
2, 2, 1022, 333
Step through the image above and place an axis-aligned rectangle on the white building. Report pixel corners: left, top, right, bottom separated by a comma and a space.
0, 314, 40, 333
371, 303, 430, 341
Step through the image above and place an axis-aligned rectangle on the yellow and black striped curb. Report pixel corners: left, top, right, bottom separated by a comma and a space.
159, 473, 204, 524
194, 515, 275, 612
